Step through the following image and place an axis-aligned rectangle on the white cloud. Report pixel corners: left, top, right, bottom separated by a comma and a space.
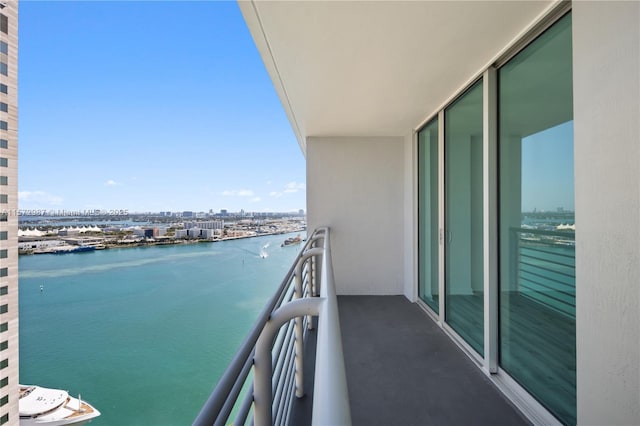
222, 189, 255, 197
18, 190, 63, 206
284, 181, 305, 193
105, 179, 120, 186
250, 197, 261, 203
269, 191, 283, 198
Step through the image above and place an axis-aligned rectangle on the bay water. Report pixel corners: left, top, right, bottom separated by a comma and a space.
19, 233, 302, 425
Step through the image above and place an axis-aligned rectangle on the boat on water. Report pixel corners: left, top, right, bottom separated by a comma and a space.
51, 246, 96, 255
19, 385, 100, 426
281, 235, 302, 247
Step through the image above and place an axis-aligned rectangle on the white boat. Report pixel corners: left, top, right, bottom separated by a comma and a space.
19, 385, 100, 426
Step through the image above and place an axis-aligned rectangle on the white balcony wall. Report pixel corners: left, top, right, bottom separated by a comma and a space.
403, 132, 417, 302
307, 136, 404, 295
573, 2, 640, 425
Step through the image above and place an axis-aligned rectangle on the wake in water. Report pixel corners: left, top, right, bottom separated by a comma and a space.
20, 251, 221, 279
240, 244, 269, 259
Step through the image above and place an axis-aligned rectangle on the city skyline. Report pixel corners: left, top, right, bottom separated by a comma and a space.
18, 2, 306, 213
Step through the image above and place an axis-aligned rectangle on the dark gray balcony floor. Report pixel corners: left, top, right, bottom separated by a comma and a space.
338, 295, 529, 426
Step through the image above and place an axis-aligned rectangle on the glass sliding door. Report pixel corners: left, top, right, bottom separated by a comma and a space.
418, 119, 439, 313
444, 80, 484, 355
498, 13, 575, 425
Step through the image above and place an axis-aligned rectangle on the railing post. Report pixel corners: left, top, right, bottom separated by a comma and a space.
311, 241, 317, 297
308, 253, 316, 330
509, 227, 518, 293
254, 298, 323, 426
308, 235, 323, 331
294, 262, 305, 399
293, 247, 323, 399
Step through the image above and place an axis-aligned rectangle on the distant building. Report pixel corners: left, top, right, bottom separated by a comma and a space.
183, 220, 224, 230
174, 229, 188, 239
143, 228, 159, 238
0, 6, 18, 421
175, 228, 217, 239
18, 240, 64, 250
182, 211, 194, 218
61, 236, 104, 246
58, 228, 80, 237
199, 228, 217, 238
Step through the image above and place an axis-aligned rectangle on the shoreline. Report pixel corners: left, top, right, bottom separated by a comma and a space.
19, 229, 306, 256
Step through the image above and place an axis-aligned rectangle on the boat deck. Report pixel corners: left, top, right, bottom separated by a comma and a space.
291, 296, 530, 426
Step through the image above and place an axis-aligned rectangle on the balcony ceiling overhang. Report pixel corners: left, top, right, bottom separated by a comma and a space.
239, 0, 556, 155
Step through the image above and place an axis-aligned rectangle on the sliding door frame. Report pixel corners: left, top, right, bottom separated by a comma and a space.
414, 2, 573, 425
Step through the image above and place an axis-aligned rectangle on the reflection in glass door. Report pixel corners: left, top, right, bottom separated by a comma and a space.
418, 119, 439, 313
498, 12, 575, 425
444, 80, 484, 355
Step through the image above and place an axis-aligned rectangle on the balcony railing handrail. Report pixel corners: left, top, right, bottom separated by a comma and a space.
310, 228, 351, 426
194, 227, 350, 426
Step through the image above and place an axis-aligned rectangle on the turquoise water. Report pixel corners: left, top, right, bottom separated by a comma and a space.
19, 234, 302, 425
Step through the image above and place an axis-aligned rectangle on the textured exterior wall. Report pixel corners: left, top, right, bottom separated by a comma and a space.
307, 137, 404, 295
573, 2, 640, 424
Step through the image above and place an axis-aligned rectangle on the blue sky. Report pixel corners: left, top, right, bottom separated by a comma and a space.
18, 1, 306, 213
521, 121, 574, 212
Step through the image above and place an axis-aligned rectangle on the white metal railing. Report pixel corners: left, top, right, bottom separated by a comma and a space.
193, 227, 351, 426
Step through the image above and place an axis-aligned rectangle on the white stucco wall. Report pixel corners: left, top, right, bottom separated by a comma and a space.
404, 132, 417, 301
307, 136, 404, 295
573, 2, 640, 424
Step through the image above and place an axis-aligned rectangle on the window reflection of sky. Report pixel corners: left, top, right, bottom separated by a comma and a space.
521, 120, 574, 212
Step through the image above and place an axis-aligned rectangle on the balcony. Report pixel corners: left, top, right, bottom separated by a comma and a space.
337, 295, 527, 425
194, 227, 530, 425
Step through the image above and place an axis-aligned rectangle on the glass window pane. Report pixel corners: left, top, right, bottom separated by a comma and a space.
498, 12, 575, 425
445, 79, 484, 355
418, 118, 439, 312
